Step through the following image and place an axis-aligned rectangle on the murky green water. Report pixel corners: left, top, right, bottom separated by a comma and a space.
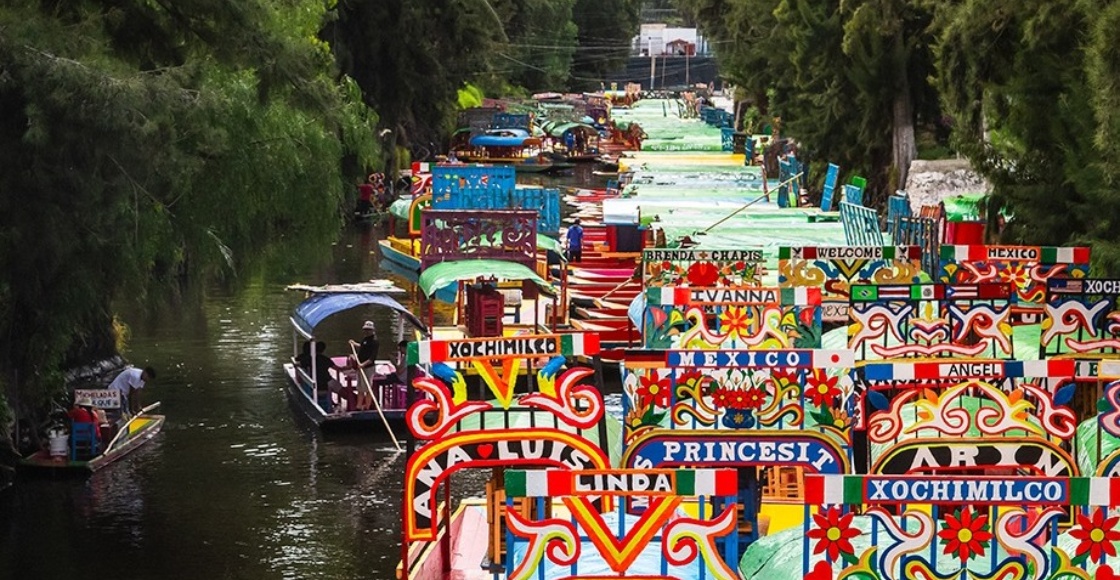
0, 166, 605, 580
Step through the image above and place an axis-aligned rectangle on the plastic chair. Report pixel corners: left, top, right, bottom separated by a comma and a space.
70, 422, 100, 460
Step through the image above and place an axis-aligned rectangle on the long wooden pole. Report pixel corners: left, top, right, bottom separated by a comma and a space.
349, 342, 403, 451
699, 172, 803, 234
105, 401, 161, 453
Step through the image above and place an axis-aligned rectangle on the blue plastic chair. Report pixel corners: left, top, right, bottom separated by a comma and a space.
820, 163, 840, 211
70, 422, 100, 460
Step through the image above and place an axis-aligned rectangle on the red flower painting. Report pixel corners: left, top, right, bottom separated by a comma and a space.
938, 508, 992, 563
1071, 508, 1120, 564
806, 370, 841, 408
636, 374, 670, 408
806, 506, 859, 561
686, 261, 720, 286
804, 560, 833, 580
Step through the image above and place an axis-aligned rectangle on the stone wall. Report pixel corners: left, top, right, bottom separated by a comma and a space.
904, 159, 990, 212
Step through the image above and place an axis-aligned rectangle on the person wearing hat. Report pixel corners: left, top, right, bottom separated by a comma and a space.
348, 320, 380, 411
68, 395, 101, 442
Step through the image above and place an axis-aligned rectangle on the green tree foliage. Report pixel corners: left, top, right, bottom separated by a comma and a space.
492, 0, 580, 92
323, 0, 508, 170
0, 0, 378, 423
678, 0, 943, 201
570, 0, 641, 90
935, 0, 1120, 270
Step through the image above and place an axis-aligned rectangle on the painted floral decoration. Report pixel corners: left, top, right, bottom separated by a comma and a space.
995, 262, 1030, 291
806, 369, 841, 408
803, 560, 833, 580
719, 306, 753, 338
806, 506, 858, 561
938, 508, 992, 563
1070, 508, 1120, 564
636, 373, 671, 408
686, 261, 720, 286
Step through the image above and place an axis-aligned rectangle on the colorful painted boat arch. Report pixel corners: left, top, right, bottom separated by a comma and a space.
399, 333, 611, 578
848, 283, 1016, 361
641, 248, 765, 288
643, 285, 823, 350
502, 468, 742, 580
778, 245, 924, 322
939, 244, 1091, 324
796, 358, 1106, 579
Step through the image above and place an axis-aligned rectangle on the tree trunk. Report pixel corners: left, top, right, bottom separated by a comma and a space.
891, 44, 917, 191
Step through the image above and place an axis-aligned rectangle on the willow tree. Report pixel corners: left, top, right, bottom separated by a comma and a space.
0, 0, 378, 436
323, 0, 509, 174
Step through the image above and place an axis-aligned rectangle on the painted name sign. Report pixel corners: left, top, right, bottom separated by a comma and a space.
407, 333, 598, 364
667, 349, 853, 369
644, 249, 763, 262
73, 388, 120, 409
875, 441, 1073, 477
624, 433, 848, 474
648, 286, 818, 306
987, 246, 1040, 260
405, 429, 608, 540
505, 468, 739, 498
866, 477, 1067, 505
795, 246, 914, 260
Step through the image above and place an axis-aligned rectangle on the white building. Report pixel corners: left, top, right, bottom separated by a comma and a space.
633, 24, 709, 56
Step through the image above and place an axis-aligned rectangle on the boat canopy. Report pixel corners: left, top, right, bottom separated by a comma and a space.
418, 259, 554, 298
547, 122, 597, 138
469, 129, 541, 148
291, 292, 426, 338
388, 198, 411, 220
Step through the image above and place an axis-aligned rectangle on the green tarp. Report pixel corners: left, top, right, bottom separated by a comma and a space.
417, 259, 553, 297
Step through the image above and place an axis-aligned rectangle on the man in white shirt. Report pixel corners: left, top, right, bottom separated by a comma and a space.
108, 366, 156, 414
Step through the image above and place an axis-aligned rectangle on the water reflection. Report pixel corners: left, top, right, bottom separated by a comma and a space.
1, 168, 614, 579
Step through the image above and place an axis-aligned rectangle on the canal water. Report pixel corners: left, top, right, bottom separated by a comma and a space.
0, 167, 606, 580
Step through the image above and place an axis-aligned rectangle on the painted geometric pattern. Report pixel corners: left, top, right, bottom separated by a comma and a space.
643, 286, 822, 350
1042, 278, 1120, 357
848, 283, 1016, 361
939, 245, 1090, 311
779, 245, 924, 322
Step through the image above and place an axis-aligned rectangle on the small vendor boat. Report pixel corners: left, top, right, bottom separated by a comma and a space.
20, 393, 164, 474
283, 281, 428, 432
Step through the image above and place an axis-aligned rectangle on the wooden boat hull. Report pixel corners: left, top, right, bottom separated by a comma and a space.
20, 414, 166, 474
283, 362, 410, 434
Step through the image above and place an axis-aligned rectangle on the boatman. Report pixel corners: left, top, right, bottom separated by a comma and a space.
566, 218, 584, 263
108, 366, 156, 415
349, 321, 380, 411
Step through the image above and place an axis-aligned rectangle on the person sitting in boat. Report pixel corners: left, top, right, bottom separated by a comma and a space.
108, 366, 156, 415
348, 321, 380, 411
565, 218, 584, 263
394, 340, 410, 385
67, 395, 101, 443
310, 341, 348, 412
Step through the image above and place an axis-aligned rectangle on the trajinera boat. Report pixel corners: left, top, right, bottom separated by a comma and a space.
283, 281, 428, 431
21, 389, 164, 474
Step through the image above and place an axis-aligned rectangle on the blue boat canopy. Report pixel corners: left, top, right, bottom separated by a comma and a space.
469, 128, 541, 148
291, 292, 426, 338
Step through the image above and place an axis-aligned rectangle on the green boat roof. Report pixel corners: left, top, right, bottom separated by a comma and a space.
417, 259, 553, 298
